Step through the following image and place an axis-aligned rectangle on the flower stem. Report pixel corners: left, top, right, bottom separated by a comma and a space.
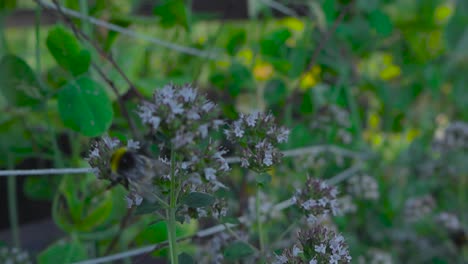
256, 185, 265, 255
167, 147, 178, 264
7, 157, 20, 248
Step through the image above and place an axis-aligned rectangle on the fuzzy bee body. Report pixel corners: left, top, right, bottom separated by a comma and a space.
110, 147, 169, 202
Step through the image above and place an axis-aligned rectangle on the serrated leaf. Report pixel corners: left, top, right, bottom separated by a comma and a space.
37, 240, 87, 264
223, 241, 254, 261
46, 26, 91, 76
135, 200, 164, 215
58, 77, 113, 136
183, 192, 215, 208
0, 54, 42, 107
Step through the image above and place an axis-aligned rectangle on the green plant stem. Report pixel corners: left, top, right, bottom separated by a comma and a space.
256, 185, 265, 255
167, 147, 179, 264
7, 157, 20, 248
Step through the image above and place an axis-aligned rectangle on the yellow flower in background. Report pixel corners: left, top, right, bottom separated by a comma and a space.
299, 66, 321, 90
279, 17, 305, 47
359, 52, 401, 81
197, 36, 206, 45
237, 48, 253, 66
215, 59, 230, 70
434, 2, 454, 24
253, 62, 274, 81
379, 64, 401, 80
280, 17, 305, 33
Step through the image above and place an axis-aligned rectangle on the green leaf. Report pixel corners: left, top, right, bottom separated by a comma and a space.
46, 26, 91, 76
178, 252, 195, 264
135, 200, 164, 215
24, 176, 56, 200
256, 173, 272, 186
260, 28, 291, 58
288, 46, 309, 78
58, 77, 113, 136
226, 29, 246, 55
223, 241, 254, 261
183, 192, 215, 208
37, 240, 87, 264
228, 63, 253, 97
154, 0, 190, 30
0, 54, 42, 107
368, 10, 393, 37
264, 79, 287, 107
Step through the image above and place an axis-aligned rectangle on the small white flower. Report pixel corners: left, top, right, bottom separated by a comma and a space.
240, 158, 250, 168
179, 86, 197, 102
125, 196, 133, 208
246, 112, 258, 127
233, 120, 244, 137
134, 194, 143, 206
204, 168, 217, 181
263, 150, 273, 166
273, 254, 288, 264
292, 244, 303, 256
149, 116, 161, 130
198, 124, 209, 138
307, 214, 317, 223
301, 199, 317, 210
315, 243, 326, 254
309, 259, 317, 264
103, 136, 119, 149
277, 127, 290, 143
89, 148, 100, 159
127, 139, 140, 150
168, 100, 184, 115
202, 101, 215, 112
318, 197, 329, 207
187, 109, 201, 120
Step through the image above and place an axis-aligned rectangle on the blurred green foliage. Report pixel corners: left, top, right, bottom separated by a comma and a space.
0, 0, 467, 263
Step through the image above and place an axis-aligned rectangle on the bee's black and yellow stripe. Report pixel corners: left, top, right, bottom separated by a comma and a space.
110, 147, 128, 173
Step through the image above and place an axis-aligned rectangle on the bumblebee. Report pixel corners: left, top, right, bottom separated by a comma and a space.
110, 147, 168, 203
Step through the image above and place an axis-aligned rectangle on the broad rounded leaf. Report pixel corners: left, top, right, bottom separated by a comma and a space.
46, 26, 91, 76
0, 54, 42, 107
223, 241, 254, 261
58, 77, 113, 136
38, 240, 87, 264
183, 192, 215, 208
226, 29, 246, 55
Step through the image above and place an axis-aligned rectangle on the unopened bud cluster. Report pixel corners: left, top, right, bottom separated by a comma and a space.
347, 173, 379, 200
404, 195, 435, 222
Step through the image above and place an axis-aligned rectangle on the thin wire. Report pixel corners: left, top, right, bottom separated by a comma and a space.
37, 0, 224, 59
0, 168, 92, 177
72, 164, 361, 264
0, 145, 364, 177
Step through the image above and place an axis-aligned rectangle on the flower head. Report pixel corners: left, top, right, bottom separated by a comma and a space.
225, 111, 289, 172
294, 177, 340, 222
